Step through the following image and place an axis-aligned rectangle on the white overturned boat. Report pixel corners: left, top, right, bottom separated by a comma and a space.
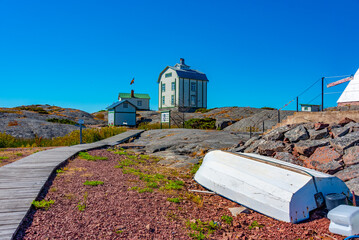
194, 150, 349, 223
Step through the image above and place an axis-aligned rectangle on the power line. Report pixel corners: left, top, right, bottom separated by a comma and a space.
324, 74, 352, 79
308, 93, 322, 104
297, 78, 321, 97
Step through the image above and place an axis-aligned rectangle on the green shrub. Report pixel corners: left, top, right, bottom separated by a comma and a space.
32, 199, 55, 210
46, 118, 77, 125
83, 180, 104, 186
261, 107, 276, 110
184, 118, 216, 129
195, 108, 210, 113
77, 192, 88, 212
0, 156, 9, 160
16, 106, 48, 114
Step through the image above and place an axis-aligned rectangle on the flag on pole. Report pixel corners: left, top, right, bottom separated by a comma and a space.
130, 78, 135, 85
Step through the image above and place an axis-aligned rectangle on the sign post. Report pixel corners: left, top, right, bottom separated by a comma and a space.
77, 119, 84, 144
160, 110, 171, 129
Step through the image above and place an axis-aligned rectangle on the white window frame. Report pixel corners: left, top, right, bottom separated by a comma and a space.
162, 96, 165, 105
171, 82, 175, 91
162, 83, 166, 92
191, 82, 196, 91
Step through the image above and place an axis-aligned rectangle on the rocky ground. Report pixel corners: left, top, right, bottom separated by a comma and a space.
129, 129, 249, 169
16, 149, 343, 240
0, 105, 106, 139
230, 117, 359, 193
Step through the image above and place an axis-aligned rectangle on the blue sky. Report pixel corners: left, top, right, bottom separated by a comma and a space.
0, 0, 358, 113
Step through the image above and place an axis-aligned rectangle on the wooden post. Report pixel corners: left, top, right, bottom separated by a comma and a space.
296, 96, 299, 112
322, 77, 325, 111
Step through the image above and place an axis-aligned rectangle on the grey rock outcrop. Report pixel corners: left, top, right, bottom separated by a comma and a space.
284, 125, 309, 143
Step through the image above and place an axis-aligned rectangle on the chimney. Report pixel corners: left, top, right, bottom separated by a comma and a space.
180, 58, 185, 65
131, 90, 134, 98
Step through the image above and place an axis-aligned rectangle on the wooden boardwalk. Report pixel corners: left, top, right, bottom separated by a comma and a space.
0, 130, 144, 240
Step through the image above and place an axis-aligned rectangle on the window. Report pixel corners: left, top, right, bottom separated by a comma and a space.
171, 82, 175, 91
171, 95, 174, 105
165, 72, 172, 78
191, 95, 196, 106
162, 96, 165, 105
162, 83, 166, 92
191, 82, 196, 91
137, 100, 142, 106
123, 102, 128, 108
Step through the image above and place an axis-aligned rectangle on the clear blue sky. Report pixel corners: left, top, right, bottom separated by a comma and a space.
0, 0, 358, 113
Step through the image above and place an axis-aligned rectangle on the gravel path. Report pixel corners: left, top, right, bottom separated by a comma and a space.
15, 149, 344, 240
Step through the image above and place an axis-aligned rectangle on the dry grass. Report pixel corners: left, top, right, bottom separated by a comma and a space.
0, 147, 56, 167
8, 120, 19, 126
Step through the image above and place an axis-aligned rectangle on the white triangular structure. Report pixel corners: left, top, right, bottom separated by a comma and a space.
338, 68, 359, 106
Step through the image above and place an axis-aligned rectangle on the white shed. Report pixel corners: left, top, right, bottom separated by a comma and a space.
106, 100, 136, 126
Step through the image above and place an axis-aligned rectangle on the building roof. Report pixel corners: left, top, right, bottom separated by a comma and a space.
337, 68, 359, 104
157, 59, 208, 82
106, 100, 136, 110
118, 93, 150, 99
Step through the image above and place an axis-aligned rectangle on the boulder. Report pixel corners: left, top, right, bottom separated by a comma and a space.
330, 132, 359, 154
343, 146, 359, 166
244, 139, 265, 153
274, 152, 302, 165
263, 125, 293, 141
307, 146, 342, 164
335, 165, 359, 182
293, 139, 330, 157
345, 177, 359, 193
314, 160, 343, 174
308, 128, 329, 140
284, 125, 309, 143
216, 119, 234, 130
314, 122, 329, 130
338, 117, 355, 126
243, 136, 260, 148
346, 122, 359, 132
257, 141, 285, 156
331, 126, 350, 138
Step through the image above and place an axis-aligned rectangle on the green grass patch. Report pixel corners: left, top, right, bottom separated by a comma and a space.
77, 192, 88, 212
162, 180, 184, 190
0, 156, 9, 160
221, 215, 233, 225
248, 220, 264, 230
138, 187, 153, 193
167, 197, 181, 203
186, 219, 220, 240
32, 199, 55, 210
83, 180, 104, 186
79, 152, 108, 161
56, 168, 65, 173
190, 159, 203, 175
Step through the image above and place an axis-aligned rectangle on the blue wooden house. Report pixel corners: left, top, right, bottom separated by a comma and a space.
106, 100, 136, 126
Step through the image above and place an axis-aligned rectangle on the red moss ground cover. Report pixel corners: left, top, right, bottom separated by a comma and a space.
16, 148, 343, 240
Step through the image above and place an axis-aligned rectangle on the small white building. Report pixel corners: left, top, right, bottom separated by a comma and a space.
118, 91, 150, 110
106, 100, 136, 126
300, 104, 321, 112
158, 58, 208, 112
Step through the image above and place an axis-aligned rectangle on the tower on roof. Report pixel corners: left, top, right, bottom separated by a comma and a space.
157, 58, 209, 112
